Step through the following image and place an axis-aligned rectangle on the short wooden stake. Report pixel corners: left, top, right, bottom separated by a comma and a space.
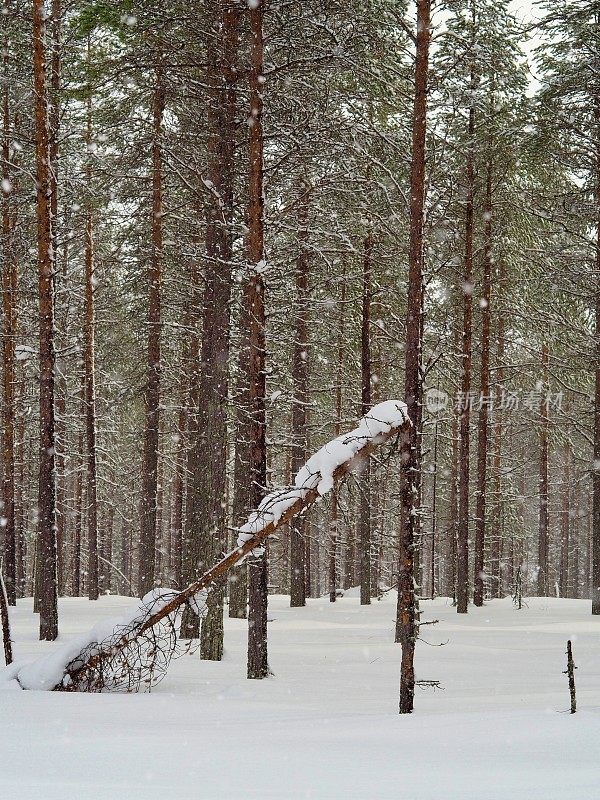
564, 639, 576, 714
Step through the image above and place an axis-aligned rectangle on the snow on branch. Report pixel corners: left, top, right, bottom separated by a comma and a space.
236, 400, 409, 552
1, 400, 408, 694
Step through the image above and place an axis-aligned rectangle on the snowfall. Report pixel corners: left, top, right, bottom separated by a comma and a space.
1, 592, 599, 799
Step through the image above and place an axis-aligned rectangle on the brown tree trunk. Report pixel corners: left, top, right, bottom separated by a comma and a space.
290, 185, 310, 608
490, 260, 505, 598
84, 62, 99, 601
329, 268, 346, 602
447, 408, 459, 599
359, 233, 373, 605
171, 387, 186, 589
474, 159, 492, 607
592, 101, 600, 614
397, 0, 430, 715
226, 2, 249, 615
456, 65, 476, 615
246, 0, 268, 680
228, 326, 251, 619
49, 0, 65, 596
538, 344, 550, 596
179, 259, 203, 636
72, 426, 84, 597
2, 20, 17, 605
100, 504, 114, 594
15, 398, 25, 597
198, 0, 239, 660
559, 437, 571, 598
571, 483, 580, 599
429, 417, 439, 597
33, 0, 58, 640
139, 65, 165, 596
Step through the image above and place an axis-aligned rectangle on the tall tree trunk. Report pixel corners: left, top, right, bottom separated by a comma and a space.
179, 0, 240, 645
246, 0, 268, 680
456, 58, 476, 615
33, 0, 58, 640
15, 398, 25, 597
538, 344, 550, 596
290, 185, 310, 608
474, 159, 492, 606
72, 428, 84, 597
179, 259, 203, 636
571, 483, 580, 599
397, 0, 430, 714
448, 402, 459, 600
446, 310, 461, 601
139, 65, 165, 596
490, 260, 505, 598
84, 60, 99, 601
359, 233, 373, 605
228, 322, 251, 619
592, 100, 600, 614
171, 382, 186, 589
429, 416, 439, 597
329, 267, 346, 602
101, 504, 114, 594
49, 0, 65, 595
559, 436, 571, 598
197, 0, 239, 661
2, 9, 17, 605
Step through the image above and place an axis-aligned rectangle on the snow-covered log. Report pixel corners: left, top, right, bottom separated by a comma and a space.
5, 400, 408, 693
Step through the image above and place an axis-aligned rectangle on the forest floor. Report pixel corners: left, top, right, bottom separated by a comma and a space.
1, 590, 599, 799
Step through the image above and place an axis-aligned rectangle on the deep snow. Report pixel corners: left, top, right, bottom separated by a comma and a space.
1, 591, 599, 799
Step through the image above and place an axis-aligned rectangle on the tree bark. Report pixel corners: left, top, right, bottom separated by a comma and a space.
246, 0, 268, 680
559, 436, 571, 598
456, 59, 476, 615
490, 259, 505, 598
33, 0, 58, 640
197, 0, 239, 661
290, 186, 310, 608
474, 158, 492, 606
49, 0, 65, 596
179, 259, 202, 636
171, 380, 186, 589
447, 318, 460, 600
359, 233, 373, 605
397, 0, 430, 715
229, 320, 251, 619
538, 344, 549, 597
329, 268, 346, 602
72, 427, 84, 596
139, 64, 165, 596
84, 54, 99, 601
2, 12, 17, 605
592, 100, 600, 614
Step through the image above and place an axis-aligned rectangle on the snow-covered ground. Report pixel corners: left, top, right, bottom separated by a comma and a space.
1, 591, 599, 799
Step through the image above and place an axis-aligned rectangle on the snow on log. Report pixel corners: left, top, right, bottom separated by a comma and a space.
236, 399, 409, 553
1, 400, 408, 693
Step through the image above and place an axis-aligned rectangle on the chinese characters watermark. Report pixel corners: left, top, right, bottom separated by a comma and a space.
425, 387, 563, 415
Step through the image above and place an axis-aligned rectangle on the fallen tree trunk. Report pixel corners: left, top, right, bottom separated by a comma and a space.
144, 415, 407, 627
6, 401, 408, 692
